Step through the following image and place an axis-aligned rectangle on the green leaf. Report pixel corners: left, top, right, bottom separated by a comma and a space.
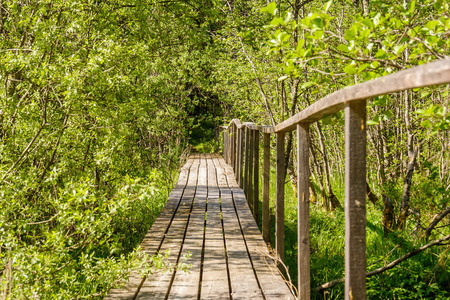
375, 49, 387, 59
421, 119, 432, 128
382, 110, 393, 120
344, 64, 357, 75
361, 19, 374, 29
373, 13, 382, 27
367, 120, 379, 125
358, 63, 370, 73
370, 61, 379, 68
261, 2, 277, 15
324, 0, 333, 12
301, 81, 316, 89
311, 17, 325, 29
337, 44, 349, 52
313, 30, 324, 39
433, 0, 442, 11
271, 17, 285, 26
344, 26, 357, 41
393, 45, 407, 55
408, 0, 416, 13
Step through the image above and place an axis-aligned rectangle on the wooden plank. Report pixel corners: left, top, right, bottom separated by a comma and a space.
105, 157, 195, 299
200, 154, 230, 299
262, 133, 271, 243
167, 154, 208, 299
297, 124, 310, 300
276, 132, 285, 264
344, 100, 367, 300
218, 157, 295, 300
136, 157, 201, 299
253, 129, 260, 224
212, 157, 263, 299
275, 60, 450, 133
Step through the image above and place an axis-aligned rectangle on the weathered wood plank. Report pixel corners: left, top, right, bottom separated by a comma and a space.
262, 133, 271, 243
167, 154, 208, 299
200, 154, 230, 299
276, 132, 285, 264
297, 124, 310, 300
212, 157, 263, 299
345, 100, 367, 300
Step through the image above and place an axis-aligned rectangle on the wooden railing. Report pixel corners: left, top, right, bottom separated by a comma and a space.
221, 59, 450, 300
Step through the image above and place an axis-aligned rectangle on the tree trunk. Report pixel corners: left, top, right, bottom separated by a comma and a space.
382, 194, 395, 236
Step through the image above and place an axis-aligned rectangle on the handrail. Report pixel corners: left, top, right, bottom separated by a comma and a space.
221, 59, 450, 300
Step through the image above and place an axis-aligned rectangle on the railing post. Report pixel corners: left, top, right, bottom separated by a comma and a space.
253, 129, 260, 224
232, 123, 236, 172
223, 129, 227, 157
244, 126, 250, 198
345, 100, 367, 300
247, 129, 254, 207
276, 132, 285, 264
262, 133, 271, 243
238, 127, 244, 188
225, 128, 229, 164
229, 127, 232, 165
297, 124, 310, 300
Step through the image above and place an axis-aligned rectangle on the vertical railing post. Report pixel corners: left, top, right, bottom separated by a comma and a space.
345, 100, 367, 300
244, 126, 250, 198
229, 127, 232, 165
238, 127, 244, 188
253, 129, 260, 224
262, 133, 271, 243
223, 129, 227, 157
232, 123, 236, 172
276, 132, 285, 264
229, 125, 232, 165
247, 129, 254, 207
297, 124, 310, 300
225, 128, 229, 164
235, 124, 240, 180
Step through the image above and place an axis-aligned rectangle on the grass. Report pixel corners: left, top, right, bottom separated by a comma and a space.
252, 164, 450, 299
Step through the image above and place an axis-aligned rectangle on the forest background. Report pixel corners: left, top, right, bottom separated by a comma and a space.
0, 0, 449, 299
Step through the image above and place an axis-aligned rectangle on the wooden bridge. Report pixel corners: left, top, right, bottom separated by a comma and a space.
107, 153, 295, 299
107, 60, 450, 300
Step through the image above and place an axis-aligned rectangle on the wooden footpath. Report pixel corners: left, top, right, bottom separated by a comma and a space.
106, 153, 294, 300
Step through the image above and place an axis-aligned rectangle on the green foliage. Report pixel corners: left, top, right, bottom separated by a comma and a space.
0, 0, 221, 298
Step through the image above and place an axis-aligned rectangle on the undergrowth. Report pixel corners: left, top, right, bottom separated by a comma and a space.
258, 166, 450, 299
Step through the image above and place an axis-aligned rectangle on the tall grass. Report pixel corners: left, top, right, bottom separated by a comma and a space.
256, 166, 449, 299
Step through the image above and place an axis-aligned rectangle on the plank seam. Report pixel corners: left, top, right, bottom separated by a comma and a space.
197, 153, 208, 299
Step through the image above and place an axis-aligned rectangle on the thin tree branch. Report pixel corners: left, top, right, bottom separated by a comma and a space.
314, 234, 450, 293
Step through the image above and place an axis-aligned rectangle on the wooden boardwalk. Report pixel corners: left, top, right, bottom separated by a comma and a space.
106, 153, 294, 300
